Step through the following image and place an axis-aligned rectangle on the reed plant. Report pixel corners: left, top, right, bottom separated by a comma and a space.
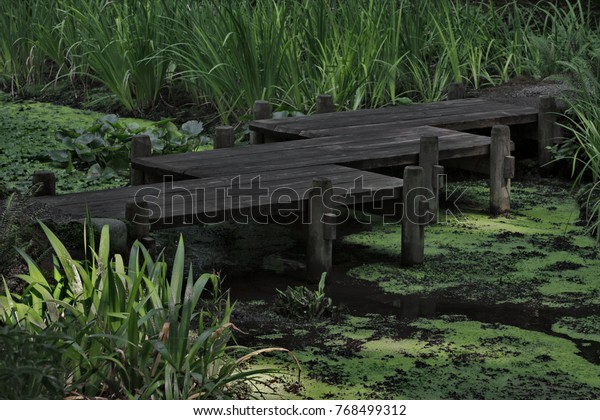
0, 0, 597, 120
0, 222, 294, 398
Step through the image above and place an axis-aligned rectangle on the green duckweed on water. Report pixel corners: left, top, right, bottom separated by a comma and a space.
249, 315, 600, 399
552, 316, 600, 344
238, 179, 600, 399
344, 180, 600, 308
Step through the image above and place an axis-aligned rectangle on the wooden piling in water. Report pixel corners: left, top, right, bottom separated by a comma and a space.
31, 171, 56, 196
214, 126, 235, 149
538, 95, 558, 169
447, 82, 466, 100
401, 166, 426, 266
251, 100, 271, 145
316, 94, 335, 114
130, 135, 152, 186
490, 125, 513, 215
307, 177, 335, 283
419, 136, 443, 224
125, 199, 150, 240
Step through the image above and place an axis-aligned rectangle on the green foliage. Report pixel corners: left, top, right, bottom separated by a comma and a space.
2, 0, 598, 120
0, 325, 67, 399
275, 274, 333, 322
0, 222, 285, 399
49, 115, 208, 179
0, 193, 36, 276
556, 46, 600, 240
524, 1, 596, 79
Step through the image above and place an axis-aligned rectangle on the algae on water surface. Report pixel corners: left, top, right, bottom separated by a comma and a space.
344, 181, 600, 308
237, 179, 600, 399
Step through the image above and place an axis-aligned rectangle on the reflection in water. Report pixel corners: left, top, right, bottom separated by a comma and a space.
391, 295, 437, 318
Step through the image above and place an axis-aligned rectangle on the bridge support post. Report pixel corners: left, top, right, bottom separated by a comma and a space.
316, 94, 335, 114
214, 126, 235, 149
490, 125, 513, 215
419, 136, 444, 224
307, 177, 335, 283
402, 166, 427, 266
538, 95, 559, 170
31, 171, 56, 196
130, 135, 152, 186
126, 199, 150, 241
447, 82, 466, 100
250, 100, 271, 145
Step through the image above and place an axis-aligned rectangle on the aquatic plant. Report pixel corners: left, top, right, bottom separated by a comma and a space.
49, 114, 208, 179
0, 325, 68, 400
0, 222, 293, 399
275, 274, 333, 321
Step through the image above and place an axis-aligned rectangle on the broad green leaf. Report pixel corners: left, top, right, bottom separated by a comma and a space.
47, 150, 70, 163
86, 163, 102, 179
181, 120, 203, 136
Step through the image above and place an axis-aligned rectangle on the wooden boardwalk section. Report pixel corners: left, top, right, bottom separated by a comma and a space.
34, 165, 403, 229
33, 95, 556, 280
131, 126, 496, 179
250, 98, 537, 140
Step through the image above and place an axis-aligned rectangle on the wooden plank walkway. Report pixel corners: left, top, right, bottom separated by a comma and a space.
250, 98, 538, 140
34, 164, 402, 229
33, 96, 540, 279
132, 126, 494, 179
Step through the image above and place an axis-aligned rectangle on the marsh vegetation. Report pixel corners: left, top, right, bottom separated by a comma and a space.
1, 0, 600, 400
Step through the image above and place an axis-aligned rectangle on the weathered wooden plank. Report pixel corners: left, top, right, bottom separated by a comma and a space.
132, 127, 491, 179
131, 125, 449, 169
250, 99, 536, 137
299, 109, 537, 138
250, 98, 494, 132
34, 165, 403, 226
40, 173, 401, 221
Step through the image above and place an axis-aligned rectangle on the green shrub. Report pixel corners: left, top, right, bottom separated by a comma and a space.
0, 222, 292, 399
0, 326, 67, 400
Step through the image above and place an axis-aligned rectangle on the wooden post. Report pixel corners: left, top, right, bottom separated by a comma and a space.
419, 136, 442, 224
538, 95, 558, 169
490, 125, 513, 215
316, 94, 335, 114
214, 126, 235, 149
130, 135, 152, 186
31, 171, 56, 196
307, 177, 334, 283
447, 82, 466, 100
125, 199, 150, 240
401, 166, 426, 266
250, 100, 271, 145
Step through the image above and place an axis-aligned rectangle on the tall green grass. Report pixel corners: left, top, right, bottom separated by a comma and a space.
0, 222, 296, 398
2, 0, 595, 119
0, 0, 598, 122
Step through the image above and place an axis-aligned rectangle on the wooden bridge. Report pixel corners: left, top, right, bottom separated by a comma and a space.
32, 93, 560, 281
